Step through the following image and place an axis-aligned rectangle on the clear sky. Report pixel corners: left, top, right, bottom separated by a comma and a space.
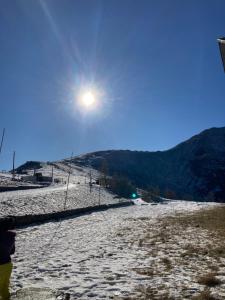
0, 0, 225, 170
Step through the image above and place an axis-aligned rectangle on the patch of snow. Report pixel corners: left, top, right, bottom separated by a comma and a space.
131, 198, 148, 205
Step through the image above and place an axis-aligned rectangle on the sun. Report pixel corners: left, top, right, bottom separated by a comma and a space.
81, 92, 96, 108
75, 85, 103, 115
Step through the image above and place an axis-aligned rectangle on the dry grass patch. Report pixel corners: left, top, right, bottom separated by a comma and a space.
133, 267, 154, 277
192, 289, 218, 300
116, 205, 225, 300
124, 285, 173, 300
167, 206, 225, 262
197, 272, 222, 287
168, 206, 225, 238
161, 257, 172, 271
180, 243, 225, 261
209, 265, 219, 272
208, 245, 225, 258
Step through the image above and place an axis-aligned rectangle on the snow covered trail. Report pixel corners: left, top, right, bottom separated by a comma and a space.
11, 201, 216, 299
0, 183, 76, 200
0, 181, 121, 217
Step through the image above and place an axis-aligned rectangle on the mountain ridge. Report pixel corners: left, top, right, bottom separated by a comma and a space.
17, 126, 225, 201
67, 126, 225, 201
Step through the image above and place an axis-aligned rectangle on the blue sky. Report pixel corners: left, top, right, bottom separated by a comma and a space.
0, 0, 225, 170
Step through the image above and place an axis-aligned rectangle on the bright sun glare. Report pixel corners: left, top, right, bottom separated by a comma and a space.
75, 85, 104, 116
81, 92, 96, 108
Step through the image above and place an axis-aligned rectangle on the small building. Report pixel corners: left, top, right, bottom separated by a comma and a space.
22, 173, 52, 183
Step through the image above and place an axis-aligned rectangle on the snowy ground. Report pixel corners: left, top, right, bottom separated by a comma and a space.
11, 200, 224, 300
0, 165, 121, 217
0, 183, 121, 217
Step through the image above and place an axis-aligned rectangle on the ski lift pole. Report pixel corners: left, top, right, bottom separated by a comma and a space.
51, 165, 54, 183
98, 184, 101, 206
64, 152, 73, 210
89, 170, 92, 193
12, 151, 15, 180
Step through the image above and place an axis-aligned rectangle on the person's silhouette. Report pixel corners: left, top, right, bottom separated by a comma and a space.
0, 218, 16, 300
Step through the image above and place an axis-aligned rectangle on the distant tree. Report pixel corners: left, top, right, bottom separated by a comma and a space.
164, 189, 177, 200
150, 186, 161, 196
108, 175, 136, 199
142, 186, 161, 202
141, 190, 153, 202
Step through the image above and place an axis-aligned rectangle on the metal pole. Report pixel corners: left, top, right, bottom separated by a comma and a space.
51, 165, 54, 183
89, 170, 92, 193
12, 151, 15, 180
64, 152, 73, 210
98, 184, 101, 206
0, 128, 5, 155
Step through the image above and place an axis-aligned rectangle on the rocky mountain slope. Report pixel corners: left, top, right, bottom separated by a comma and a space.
67, 127, 225, 201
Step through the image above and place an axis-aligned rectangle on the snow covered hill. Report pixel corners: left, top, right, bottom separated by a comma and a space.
0, 163, 125, 217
